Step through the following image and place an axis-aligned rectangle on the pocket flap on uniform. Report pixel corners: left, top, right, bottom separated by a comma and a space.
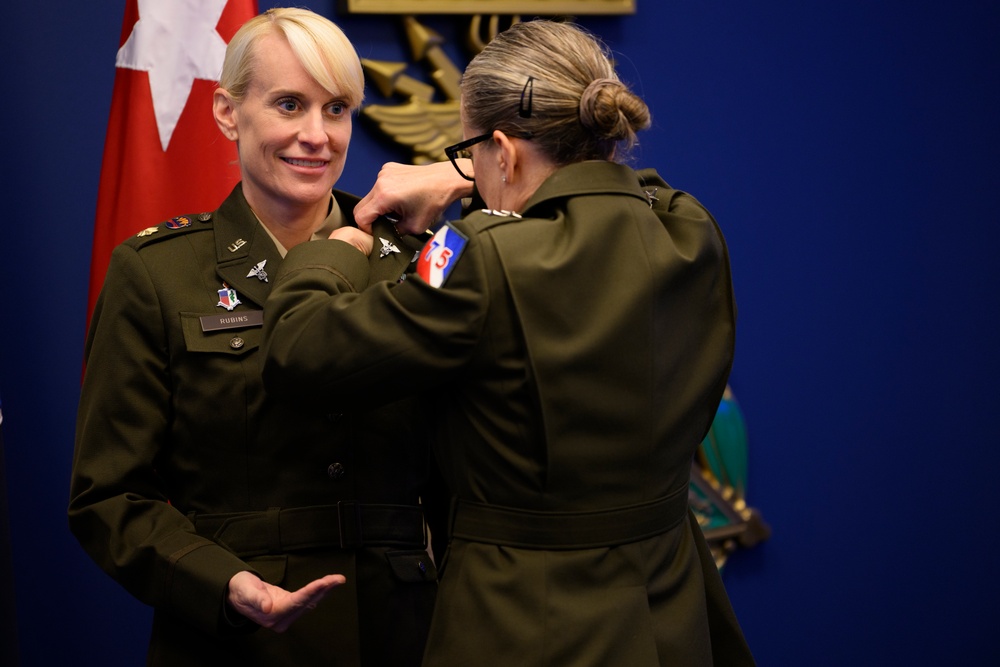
180, 311, 261, 355
385, 549, 437, 583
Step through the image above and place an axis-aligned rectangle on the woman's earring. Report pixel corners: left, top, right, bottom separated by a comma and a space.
502, 175, 507, 183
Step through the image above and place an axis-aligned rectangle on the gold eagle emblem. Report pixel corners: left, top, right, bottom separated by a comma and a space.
361, 16, 519, 164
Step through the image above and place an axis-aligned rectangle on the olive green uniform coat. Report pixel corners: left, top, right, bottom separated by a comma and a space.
262, 162, 755, 666
69, 185, 442, 666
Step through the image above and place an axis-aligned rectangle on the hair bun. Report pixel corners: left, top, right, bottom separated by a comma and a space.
579, 77, 650, 144
581, 78, 620, 102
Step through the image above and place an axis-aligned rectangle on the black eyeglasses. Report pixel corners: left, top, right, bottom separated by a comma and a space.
444, 76, 537, 181
444, 133, 494, 182
444, 128, 535, 182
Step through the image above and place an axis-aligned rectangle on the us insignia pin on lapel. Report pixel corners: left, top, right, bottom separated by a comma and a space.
379, 237, 400, 258
247, 259, 268, 282
217, 283, 242, 311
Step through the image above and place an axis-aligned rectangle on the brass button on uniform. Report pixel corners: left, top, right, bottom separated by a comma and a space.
229, 336, 245, 349
327, 462, 346, 480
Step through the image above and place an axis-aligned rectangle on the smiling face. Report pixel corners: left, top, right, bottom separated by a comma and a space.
215, 32, 352, 221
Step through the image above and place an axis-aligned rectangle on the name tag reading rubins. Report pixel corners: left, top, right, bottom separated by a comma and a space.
200, 310, 264, 332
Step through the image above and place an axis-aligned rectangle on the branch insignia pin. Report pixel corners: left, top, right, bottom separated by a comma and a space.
644, 187, 659, 208
247, 259, 268, 282
379, 237, 400, 258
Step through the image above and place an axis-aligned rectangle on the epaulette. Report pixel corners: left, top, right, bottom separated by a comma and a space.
124, 211, 215, 249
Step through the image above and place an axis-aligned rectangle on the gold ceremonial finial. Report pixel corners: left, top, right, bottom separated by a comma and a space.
361, 15, 519, 164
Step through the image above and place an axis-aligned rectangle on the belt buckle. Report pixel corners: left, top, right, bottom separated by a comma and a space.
337, 501, 364, 548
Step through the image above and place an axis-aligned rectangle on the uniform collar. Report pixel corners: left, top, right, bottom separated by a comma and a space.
256, 194, 346, 258
212, 185, 364, 308
521, 161, 650, 215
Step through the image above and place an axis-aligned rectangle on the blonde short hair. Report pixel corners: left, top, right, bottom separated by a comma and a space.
462, 20, 650, 164
219, 8, 364, 109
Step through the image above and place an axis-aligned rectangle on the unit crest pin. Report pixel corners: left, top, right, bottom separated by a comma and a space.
217, 283, 241, 311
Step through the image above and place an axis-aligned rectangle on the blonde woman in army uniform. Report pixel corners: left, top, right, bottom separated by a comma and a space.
69, 9, 444, 666
264, 19, 754, 667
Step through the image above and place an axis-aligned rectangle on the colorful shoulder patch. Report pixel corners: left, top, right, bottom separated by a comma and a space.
165, 216, 192, 229
416, 223, 468, 288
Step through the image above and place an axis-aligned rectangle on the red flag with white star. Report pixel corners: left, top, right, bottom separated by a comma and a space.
86, 0, 258, 327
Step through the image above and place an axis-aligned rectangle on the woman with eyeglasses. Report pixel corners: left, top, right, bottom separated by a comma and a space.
263, 19, 754, 666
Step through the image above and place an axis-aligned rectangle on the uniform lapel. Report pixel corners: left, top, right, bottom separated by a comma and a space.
208, 188, 420, 301
332, 191, 419, 283
212, 185, 282, 309
368, 218, 424, 283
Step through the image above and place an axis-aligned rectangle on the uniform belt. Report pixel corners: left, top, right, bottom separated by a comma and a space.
451, 485, 689, 550
190, 502, 426, 558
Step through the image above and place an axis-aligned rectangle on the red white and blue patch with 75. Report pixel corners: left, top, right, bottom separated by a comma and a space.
417, 223, 468, 288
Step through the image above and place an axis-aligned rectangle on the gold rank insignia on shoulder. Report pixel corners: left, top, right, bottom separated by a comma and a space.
137, 227, 159, 237
480, 209, 522, 218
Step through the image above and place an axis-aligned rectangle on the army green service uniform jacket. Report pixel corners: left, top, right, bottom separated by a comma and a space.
262, 162, 755, 666
69, 185, 442, 666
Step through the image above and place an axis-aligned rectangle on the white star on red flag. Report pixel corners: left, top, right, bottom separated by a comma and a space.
86, 0, 257, 332
115, 0, 230, 151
